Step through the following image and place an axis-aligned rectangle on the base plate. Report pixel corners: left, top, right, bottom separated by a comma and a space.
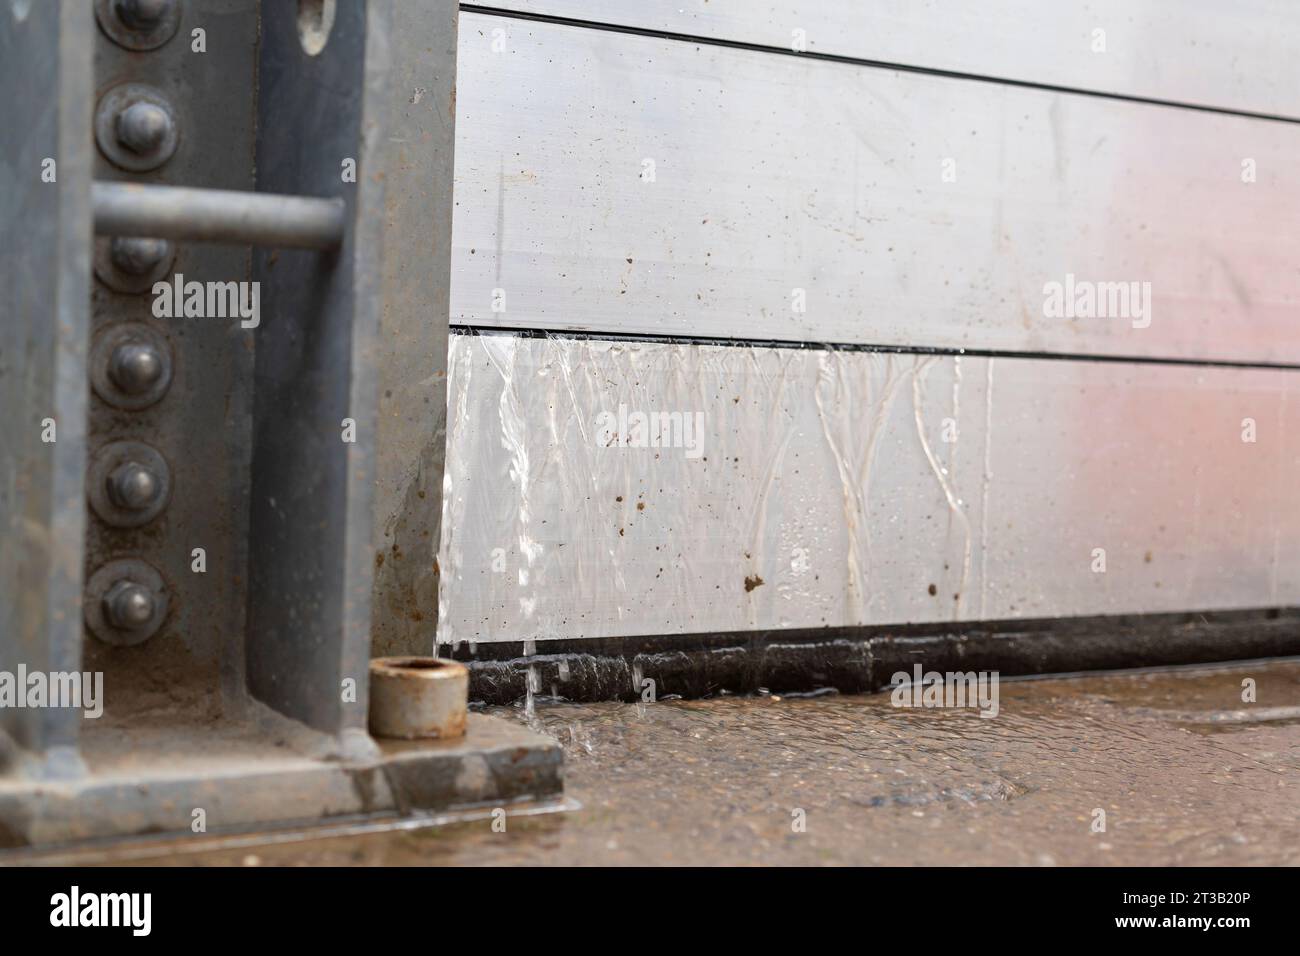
0, 714, 563, 852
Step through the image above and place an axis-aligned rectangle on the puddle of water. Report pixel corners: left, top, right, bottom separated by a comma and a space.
117, 659, 1300, 866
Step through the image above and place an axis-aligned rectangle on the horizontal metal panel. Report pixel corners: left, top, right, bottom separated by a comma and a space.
451, 13, 1300, 363
437, 333, 1300, 645
473, 1, 1300, 118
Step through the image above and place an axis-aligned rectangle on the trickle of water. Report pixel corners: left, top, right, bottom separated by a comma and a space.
524, 664, 540, 717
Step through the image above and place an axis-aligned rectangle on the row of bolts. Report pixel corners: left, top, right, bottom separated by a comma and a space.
96, 0, 185, 633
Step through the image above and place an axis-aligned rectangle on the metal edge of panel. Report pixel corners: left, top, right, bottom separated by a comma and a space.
46, 1, 94, 766
369, 0, 460, 660
0, 0, 93, 775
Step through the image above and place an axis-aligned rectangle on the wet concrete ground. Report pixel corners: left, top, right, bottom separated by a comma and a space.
128, 659, 1299, 866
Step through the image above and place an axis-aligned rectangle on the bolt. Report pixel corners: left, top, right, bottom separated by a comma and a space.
115, 101, 172, 156
109, 237, 170, 277
113, 0, 173, 29
106, 461, 161, 511
102, 580, 155, 630
108, 342, 165, 395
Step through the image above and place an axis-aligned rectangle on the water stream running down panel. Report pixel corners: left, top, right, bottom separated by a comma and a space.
437, 333, 1300, 647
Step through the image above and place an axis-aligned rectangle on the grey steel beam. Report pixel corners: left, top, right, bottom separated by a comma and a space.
245, 0, 392, 752
1, 0, 567, 853
92, 182, 345, 249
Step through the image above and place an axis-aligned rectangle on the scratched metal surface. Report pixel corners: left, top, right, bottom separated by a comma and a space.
437, 333, 1300, 644
468, 1, 1300, 118
449, 12, 1300, 363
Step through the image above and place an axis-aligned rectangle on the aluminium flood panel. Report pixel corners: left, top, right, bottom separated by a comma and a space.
474, 0, 1300, 118
439, 12, 1300, 650
450, 13, 1300, 363
437, 334, 1300, 645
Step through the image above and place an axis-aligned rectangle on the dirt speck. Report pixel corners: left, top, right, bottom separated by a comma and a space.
744, 575, 764, 593
928, 583, 937, 596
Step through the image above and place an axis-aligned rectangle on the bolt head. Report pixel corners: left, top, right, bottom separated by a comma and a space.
109, 237, 170, 277
102, 580, 155, 630
107, 461, 161, 511
116, 101, 172, 156
108, 342, 164, 395
114, 0, 173, 29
